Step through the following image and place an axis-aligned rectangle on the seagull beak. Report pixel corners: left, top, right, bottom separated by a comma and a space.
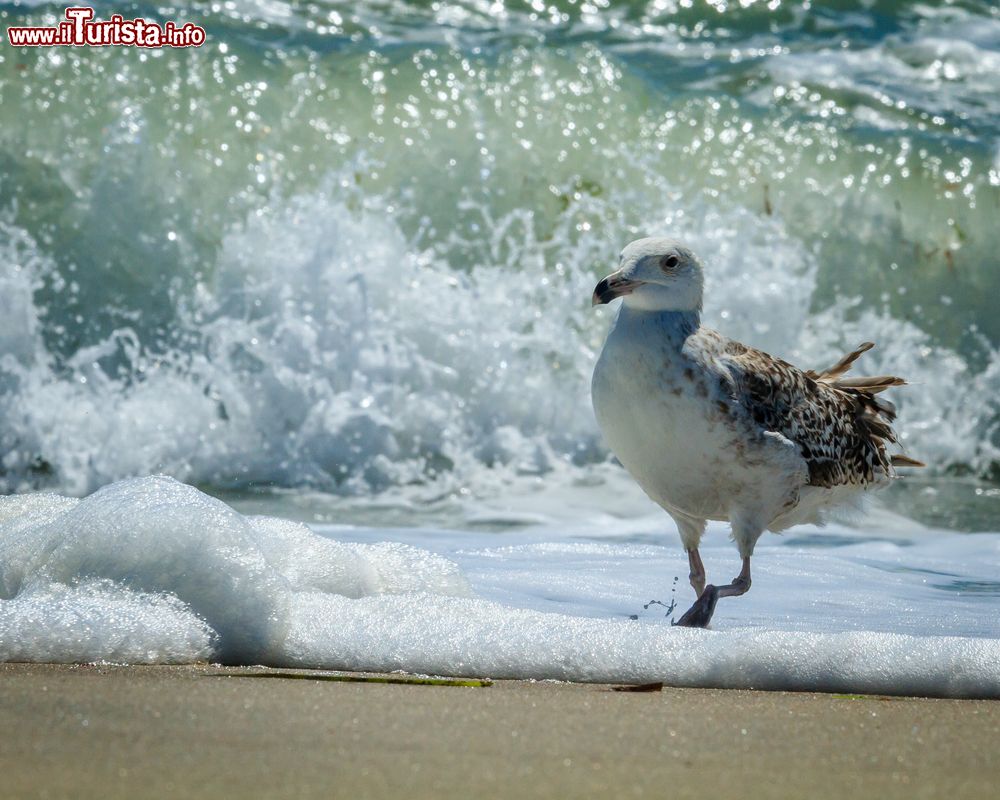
592, 271, 643, 306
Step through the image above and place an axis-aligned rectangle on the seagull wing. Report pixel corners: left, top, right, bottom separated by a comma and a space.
720, 340, 922, 488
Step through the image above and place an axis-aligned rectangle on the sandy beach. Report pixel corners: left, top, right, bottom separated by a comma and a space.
1, 663, 997, 800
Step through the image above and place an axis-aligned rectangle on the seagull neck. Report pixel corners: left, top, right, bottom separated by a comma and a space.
617, 306, 701, 342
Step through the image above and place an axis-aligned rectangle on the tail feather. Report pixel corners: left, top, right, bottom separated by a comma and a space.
806, 341, 875, 382
832, 375, 906, 393
859, 411, 896, 442
891, 454, 926, 468
872, 395, 897, 420
811, 342, 926, 472
808, 343, 907, 394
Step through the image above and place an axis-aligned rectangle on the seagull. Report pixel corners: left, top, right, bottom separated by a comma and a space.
590, 237, 923, 627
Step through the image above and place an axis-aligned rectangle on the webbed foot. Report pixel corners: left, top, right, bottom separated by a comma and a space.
672, 585, 719, 628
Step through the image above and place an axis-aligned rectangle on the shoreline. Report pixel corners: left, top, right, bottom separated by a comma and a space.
2, 663, 998, 799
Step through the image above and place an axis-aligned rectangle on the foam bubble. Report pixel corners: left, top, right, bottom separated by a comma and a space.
282, 593, 1000, 699
0, 581, 216, 665
2, 477, 999, 698
0, 477, 470, 664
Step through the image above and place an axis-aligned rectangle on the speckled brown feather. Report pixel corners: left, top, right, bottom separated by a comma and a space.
722, 341, 923, 488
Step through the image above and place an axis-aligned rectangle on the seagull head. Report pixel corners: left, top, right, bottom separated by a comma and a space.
592, 237, 704, 312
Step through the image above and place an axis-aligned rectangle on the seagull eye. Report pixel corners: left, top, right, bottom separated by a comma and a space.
661, 254, 680, 271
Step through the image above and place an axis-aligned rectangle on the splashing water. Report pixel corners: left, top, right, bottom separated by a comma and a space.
0, 2, 999, 507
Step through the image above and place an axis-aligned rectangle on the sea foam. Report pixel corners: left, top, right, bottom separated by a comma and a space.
2, 476, 998, 698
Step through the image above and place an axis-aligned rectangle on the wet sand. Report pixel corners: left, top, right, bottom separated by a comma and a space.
1, 663, 998, 799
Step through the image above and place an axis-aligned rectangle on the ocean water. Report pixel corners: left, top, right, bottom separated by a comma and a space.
1, 1, 999, 694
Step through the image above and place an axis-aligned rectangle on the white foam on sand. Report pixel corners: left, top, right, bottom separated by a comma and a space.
2, 477, 999, 698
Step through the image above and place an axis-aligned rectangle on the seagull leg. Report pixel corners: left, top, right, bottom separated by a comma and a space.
673, 558, 751, 628
687, 548, 706, 597
716, 557, 751, 598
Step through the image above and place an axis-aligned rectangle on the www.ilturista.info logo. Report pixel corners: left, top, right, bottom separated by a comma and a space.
6, 7, 206, 48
